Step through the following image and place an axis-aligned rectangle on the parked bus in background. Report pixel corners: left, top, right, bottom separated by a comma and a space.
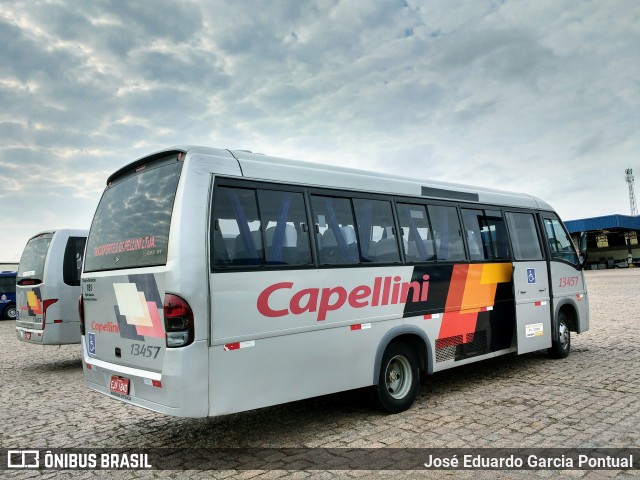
80, 146, 588, 418
17, 229, 88, 344
0, 270, 17, 320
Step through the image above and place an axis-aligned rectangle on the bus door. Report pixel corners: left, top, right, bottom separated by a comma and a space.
542, 214, 589, 333
505, 212, 552, 354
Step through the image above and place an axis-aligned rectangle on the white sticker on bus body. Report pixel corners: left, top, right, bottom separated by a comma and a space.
525, 323, 544, 338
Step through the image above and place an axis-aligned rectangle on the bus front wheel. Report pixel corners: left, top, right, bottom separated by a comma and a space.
548, 311, 571, 359
371, 342, 419, 413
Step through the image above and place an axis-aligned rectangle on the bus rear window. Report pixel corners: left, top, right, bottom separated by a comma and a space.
18, 233, 53, 279
84, 155, 183, 272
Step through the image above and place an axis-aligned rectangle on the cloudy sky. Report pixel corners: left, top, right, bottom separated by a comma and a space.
1, 0, 639, 262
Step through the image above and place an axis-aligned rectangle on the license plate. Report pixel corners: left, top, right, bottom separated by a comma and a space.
23, 331, 31, 340
110, 376, 130, 395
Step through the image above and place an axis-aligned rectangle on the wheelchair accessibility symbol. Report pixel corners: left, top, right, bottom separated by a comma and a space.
88, 332, 96, 356
527, 268, 536, 284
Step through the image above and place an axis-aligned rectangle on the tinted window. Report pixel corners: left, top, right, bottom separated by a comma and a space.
428, 205, 465, 261
353, 198, 400, 263
85, 156, 182, 272
214, 187, 263, 266
397, 203, 435, 262
18, 233, 53, 279
311, 196, 359, 265
63, 237, 87, 286
462, 209, 510, 261
0, 276, 16, 294
212, 187, 312, 268
505, 212, 543, 261
544, 217, 579, 265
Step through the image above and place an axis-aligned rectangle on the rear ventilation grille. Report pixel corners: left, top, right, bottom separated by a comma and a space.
435, 331, 488, 362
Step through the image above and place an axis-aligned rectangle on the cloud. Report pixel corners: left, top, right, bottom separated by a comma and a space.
0, 0, 639, 260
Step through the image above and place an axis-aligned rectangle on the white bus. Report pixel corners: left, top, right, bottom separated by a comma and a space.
80, 146, 588, 417
17, 229, 88, 345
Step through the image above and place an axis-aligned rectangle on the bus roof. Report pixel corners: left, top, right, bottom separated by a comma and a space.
121, 145, 554, 212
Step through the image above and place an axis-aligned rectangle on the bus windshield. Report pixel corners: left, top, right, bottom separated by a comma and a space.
84, 155, 183, 272
18, 233, 53, 280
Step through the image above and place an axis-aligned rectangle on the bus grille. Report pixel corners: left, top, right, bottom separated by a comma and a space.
435, 331, 488, 363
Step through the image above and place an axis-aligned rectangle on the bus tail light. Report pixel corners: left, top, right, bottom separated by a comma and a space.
164, 294, 194, 348
79, 295, 85, 335
42, 299, 58, 328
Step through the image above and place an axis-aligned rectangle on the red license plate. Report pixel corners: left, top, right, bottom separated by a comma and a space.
23, 331, 31, 340
110, 376, 130, 395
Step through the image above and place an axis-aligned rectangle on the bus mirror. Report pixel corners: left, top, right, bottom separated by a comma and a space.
580, 232, 588, 252
579, 232, 588, 268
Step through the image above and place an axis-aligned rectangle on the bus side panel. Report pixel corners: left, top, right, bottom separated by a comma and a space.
549, 262, 588, 332
209, 267, 413, 415
210, 267, 415, 341
208, 319, 397, 416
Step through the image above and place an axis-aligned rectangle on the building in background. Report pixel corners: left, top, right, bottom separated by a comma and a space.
566, 215, 640, 269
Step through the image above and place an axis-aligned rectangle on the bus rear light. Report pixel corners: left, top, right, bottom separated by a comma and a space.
152, 380, 162, 388
42, 298, 58, 328
164, 294, 194, 348
53, 319, 62, 324
79, 295, 85, 335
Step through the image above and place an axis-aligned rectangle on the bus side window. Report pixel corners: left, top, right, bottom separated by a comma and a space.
543, 217, 579, 265
462, 209, 511, 261
505, 212, 543, 260
396, 203, 435, 263
63, 236, 86, 286
257, 190, 312, 266
461, 209, 485, 261
353, 198, 400, 263
213, 187, 264, 267
310, 196, 359, 265
428, 205, 466, 261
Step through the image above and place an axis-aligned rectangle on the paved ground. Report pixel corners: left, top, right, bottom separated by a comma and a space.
1, 269, 639, 479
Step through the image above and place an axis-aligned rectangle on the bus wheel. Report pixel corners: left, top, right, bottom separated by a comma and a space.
548, 312, 571, 359
371, 342, 419, 413
4, 304, 17, 320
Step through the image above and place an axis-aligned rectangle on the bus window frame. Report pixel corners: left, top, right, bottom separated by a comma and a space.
504, 210, 546, 262
209, 177, 565, 272
539, 212, 581, 269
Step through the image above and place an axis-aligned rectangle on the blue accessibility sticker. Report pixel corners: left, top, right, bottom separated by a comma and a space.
88, 332, 96, 356
527, 268, 536, 284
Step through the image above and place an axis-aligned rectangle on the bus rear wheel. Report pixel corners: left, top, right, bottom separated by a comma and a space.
548, 311, 571, 359
371, 342, 419, 413
3, 304, 16, 320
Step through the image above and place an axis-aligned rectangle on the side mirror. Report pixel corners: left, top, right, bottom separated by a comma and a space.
578, 232, 588, 268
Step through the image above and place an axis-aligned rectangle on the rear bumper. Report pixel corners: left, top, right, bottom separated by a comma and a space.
81, 336, 209, 417
16, 322, 81, 345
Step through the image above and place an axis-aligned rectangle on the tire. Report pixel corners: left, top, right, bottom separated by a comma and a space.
548, 311, 571, 359
371, 342, 420, 413
3, 304, 17, 321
